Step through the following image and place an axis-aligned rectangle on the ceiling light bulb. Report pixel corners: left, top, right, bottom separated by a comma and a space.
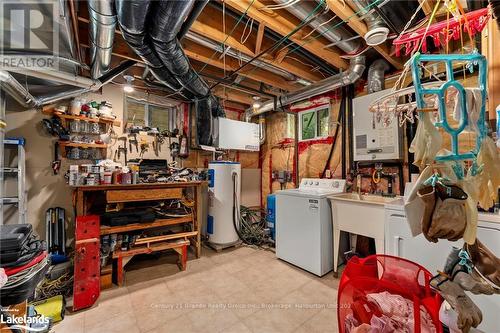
252, 96, 261, 110
123, 75, 134, 93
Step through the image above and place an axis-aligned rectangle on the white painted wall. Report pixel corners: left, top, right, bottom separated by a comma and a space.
4, 84, 178, 239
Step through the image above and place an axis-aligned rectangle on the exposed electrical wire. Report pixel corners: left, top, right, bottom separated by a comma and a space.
197, 0, 257, 76
241, 17, 254, 44
210, 0, 327, 91
301, 14, 337, 40
284, 0, 384, 57
259, 0, 301, 11
284, 55, 328, 78
220, 0, 383, 93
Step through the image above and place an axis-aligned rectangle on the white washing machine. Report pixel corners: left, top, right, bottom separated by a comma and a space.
275, 178, 346, 276
385, 200, 500, 332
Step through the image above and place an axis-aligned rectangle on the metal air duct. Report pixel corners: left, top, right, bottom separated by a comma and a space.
88, 0, 117, 79
352, 0, 389, 46
0, 60, 134, 108
276, 0, 363, 55
367, 59, 389, 93
245, 56, 366, 121
0, 71, 92, 108
185, 32, 300, 83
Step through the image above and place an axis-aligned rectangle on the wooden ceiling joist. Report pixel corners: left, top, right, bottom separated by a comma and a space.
189, 20, 322, 82
325, 0, 403, 70
224, 0, 350, 70
255, 23, 265, 54
78, 15, 321, 87
420, 0, 438, 15
212, 86, 256, 105
182, 41, 297, 91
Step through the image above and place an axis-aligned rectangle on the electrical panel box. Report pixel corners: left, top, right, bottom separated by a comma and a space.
353, 89, 402, 161
216, 118, 260, 151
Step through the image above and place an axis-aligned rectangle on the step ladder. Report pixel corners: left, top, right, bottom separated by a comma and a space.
2, 137, 26, 224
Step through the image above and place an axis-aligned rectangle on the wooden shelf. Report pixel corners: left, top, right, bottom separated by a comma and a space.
113, 239, 190, 258
58, 141, 108, 149
100, 216, 193, 235
43, 108, 121, 126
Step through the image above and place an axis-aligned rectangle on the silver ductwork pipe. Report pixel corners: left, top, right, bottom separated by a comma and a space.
352, 0, 389, 46
367, 59, 389, 93
185, 32, 300, 83
6, 68, 100, 89
88, 0, 117, 79
0, 60, 133, 108
277, 0, 363, 55
0, 71, 94, 108
245, 56, 366, 121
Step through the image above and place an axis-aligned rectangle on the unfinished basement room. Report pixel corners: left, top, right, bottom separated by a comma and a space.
1, 0, 500, 332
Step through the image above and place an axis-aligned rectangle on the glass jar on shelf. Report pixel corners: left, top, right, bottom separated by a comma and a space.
89, 122, 101, 134
70, 119, 80, 133
68, 147, 80, 160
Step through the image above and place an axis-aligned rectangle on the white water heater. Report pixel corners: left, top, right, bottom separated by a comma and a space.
207, 161, 241, 246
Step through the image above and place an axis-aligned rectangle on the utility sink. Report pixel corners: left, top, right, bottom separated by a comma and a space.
328, 193, 401, 275
330, 193, 399, 205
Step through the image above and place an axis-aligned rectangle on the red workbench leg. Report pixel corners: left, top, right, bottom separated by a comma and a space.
114, 257, 124, 286
177, 245, 187, 271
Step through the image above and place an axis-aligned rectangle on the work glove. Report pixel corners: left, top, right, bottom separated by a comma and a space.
431, 275, 482, 332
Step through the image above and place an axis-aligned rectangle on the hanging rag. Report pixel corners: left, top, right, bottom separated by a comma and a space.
409, 112, 443, 170
430, 275, 483, 332
452, 88, 482, 133
404, 166, 434, 236
417, 185, 438, 242
476, 136, 500, 210
459, 175, 479, 244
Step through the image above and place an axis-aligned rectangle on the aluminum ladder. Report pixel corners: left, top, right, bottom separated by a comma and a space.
2, 137, 26, 224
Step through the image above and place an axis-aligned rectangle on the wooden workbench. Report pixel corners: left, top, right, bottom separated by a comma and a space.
72, 181, 207, 259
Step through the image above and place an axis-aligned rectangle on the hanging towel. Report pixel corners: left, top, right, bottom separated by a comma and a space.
453, 88, 482, 132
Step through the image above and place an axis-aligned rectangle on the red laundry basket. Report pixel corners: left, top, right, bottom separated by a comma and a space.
337, 255, 443, 333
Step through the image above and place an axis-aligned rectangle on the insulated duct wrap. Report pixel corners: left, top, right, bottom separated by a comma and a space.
149, 0, 211, 98
115, 0, 185, 94
367, 59, 389, 93
196, 97, 214, 146
116, 0, 222, 119
88, 0, 117, 79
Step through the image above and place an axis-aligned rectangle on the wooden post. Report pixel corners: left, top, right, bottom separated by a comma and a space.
482, 18, 500, 120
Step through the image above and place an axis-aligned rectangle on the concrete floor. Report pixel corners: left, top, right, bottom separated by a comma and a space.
54, 246, 340, 333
